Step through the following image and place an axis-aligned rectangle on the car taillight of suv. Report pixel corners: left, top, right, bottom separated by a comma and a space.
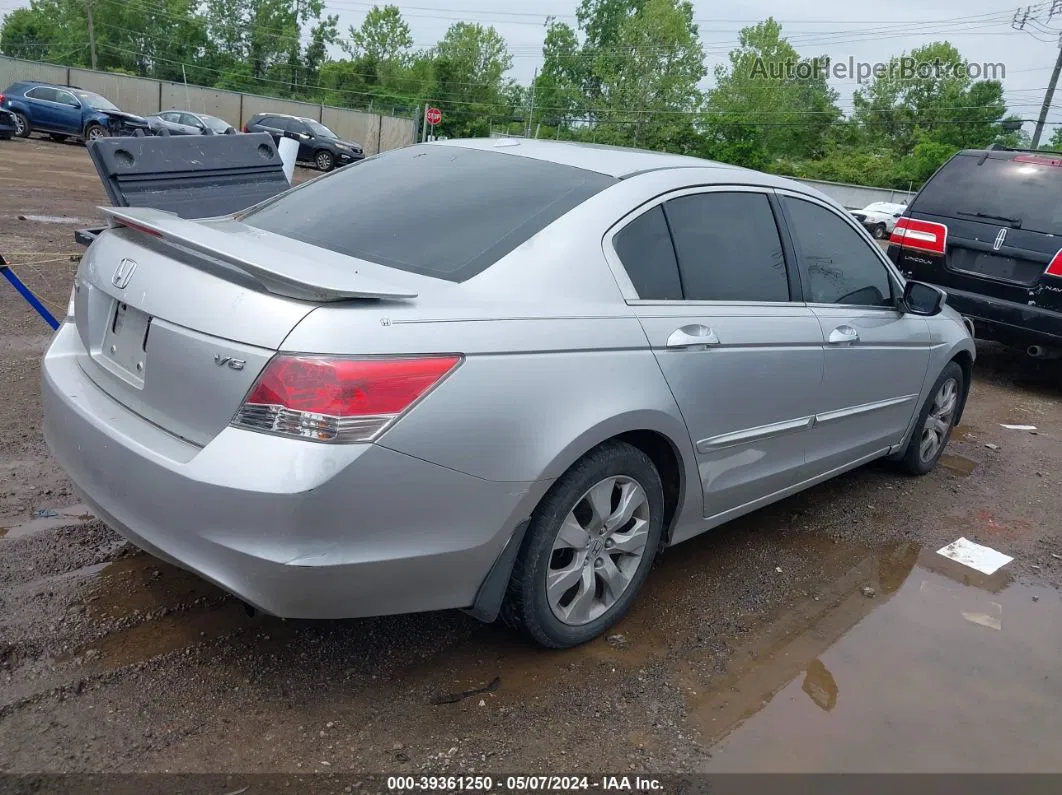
888, 145, 1062, 357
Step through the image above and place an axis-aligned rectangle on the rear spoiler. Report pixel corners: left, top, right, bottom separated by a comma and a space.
102, 206, 417, 302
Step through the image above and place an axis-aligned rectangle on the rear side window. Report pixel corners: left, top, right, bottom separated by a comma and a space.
242, 145, 617, 282
26, 86, 58, 102
915, 153, 1062, 234
613, 205, 683, 300
665, 192, 790, 302
783, 197, 893, 307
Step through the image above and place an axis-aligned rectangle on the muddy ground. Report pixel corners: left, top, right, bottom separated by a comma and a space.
2, 137, 1061, 779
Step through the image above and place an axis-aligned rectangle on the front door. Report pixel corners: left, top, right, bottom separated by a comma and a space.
778, 193, 932, 475
608, 188, 825, 527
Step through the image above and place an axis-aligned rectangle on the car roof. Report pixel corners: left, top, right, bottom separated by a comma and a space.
431, 138, 824, 196
253, 112, 314, 122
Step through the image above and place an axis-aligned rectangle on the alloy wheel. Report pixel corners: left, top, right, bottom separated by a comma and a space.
546, 476, 651, 626
919, 377, 958, 463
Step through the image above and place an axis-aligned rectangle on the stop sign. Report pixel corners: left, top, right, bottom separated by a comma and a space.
426, 107, 442, 125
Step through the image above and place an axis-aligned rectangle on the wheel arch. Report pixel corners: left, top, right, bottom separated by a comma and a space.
465, 418, 698, 625
950, 346, 975, 425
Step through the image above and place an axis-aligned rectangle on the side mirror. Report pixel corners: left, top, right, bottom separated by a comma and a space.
903, 280, 947, 316
894, 212, 902, 218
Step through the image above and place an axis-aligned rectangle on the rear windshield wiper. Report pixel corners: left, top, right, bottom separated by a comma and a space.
956, 210, 1022, 228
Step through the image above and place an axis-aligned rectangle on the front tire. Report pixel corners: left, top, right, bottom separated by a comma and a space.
12, 112, 29, 138
873, 223, 887, 240
896, 361, 964, 475
501, 441, 665, 648
84, 123, 107, 143
315, 150, 334, 171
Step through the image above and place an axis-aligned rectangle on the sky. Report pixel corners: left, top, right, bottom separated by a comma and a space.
2, 0, 1061, 134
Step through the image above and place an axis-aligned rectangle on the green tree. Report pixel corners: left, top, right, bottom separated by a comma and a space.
852, 41, 1013, 154
706, 18, 840, 165
431, 22, 513, 137
590, 0, 706, 149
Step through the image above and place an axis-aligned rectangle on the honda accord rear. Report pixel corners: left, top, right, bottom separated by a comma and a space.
44, 139, 974, 648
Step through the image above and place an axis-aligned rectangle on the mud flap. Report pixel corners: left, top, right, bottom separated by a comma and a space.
463, 520, 531, 624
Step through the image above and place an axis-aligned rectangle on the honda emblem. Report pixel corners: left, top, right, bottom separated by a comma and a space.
112, 258, 137, 289
993, 229, 1007, 251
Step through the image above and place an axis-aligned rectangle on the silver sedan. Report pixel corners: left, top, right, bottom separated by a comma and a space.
42, 139, 975, 648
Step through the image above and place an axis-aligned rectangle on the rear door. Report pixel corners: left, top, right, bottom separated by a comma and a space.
779, 192, 931, 475
23, 85, 60, 129
609, 187, 825, 521
890, 152, 1062, 317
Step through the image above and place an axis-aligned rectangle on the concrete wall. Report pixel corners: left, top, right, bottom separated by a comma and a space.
68, 68, 160, 117
0, 55, 416, 154
159, 83, 241, 125
791, 177, 916, 210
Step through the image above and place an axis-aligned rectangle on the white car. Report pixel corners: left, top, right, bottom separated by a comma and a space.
852, 202, 907, 239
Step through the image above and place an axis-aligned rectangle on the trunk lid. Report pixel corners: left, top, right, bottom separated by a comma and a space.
72, 209, 419, 446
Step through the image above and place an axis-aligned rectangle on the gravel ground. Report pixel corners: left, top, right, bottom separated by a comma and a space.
1, 136, 1060, 778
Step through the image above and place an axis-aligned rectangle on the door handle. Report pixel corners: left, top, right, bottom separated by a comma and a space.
666, 324, 720, 349
828, 325, 860, 345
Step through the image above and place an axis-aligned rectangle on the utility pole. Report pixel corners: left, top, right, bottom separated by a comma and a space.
85, 0, 98, 70
526, 68, 537, 138
1032, 32, 1062, 149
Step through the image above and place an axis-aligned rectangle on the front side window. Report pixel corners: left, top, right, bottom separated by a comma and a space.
784, 196, 894, 307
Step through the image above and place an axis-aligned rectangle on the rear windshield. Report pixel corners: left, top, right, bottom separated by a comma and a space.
241, 145, 617, 282
914, 153, 1062, 234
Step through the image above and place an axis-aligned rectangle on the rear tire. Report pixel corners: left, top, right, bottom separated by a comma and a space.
501, 441, 664, 648
49, 133, 68, 143
315, 149, 334, 171
896, 361, 964, 476
12, 112, 29, 138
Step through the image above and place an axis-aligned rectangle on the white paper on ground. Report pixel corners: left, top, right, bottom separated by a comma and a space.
936, 537, 1014, 575
1000, 424, 1037, 431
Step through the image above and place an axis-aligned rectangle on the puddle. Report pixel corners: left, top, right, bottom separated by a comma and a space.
0, 503, 94, 540
84, 551, 228, 621
939, 454, 977, 476
691, 546, 1062, 772
73, 600, 255, 670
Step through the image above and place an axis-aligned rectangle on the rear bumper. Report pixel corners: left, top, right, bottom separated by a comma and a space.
42, 322, 546, 618
938, 285, 1062, 348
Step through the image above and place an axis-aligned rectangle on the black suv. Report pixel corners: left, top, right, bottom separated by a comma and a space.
242, 112, 364, 171
889, 145, 1062, 358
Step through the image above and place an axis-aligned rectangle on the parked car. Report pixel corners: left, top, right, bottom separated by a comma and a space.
852, 201, 907, 239
888, 145, 1062, 358
242, 112, 364, 171
0, 107, 15, 140
0, 81, 149, 142
43, 140, 974, 649
146, 110, 236, 137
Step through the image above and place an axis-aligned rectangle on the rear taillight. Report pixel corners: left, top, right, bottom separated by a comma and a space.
0, 94, 6, 105
1045, 249, 1062, 278
889, 217, 948, 256
232, 354, 462, 443
241, 123, 249, 133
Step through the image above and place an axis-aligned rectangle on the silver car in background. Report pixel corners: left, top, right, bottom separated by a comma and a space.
42, 139, 975, 648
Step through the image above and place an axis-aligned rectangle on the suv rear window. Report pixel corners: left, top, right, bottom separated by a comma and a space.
242, 145, 617, 282
914, 153, 1062, 234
